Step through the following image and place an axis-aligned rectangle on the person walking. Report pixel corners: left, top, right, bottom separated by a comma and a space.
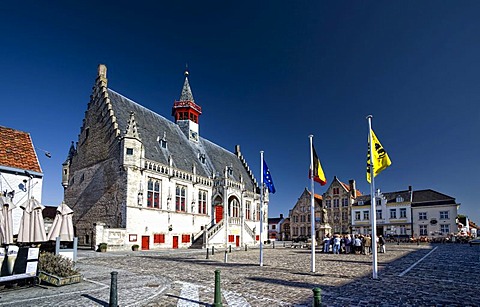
379, 235, 386, 253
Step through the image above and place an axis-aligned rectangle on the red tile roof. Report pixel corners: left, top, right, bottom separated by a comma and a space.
0, 126, 41, 173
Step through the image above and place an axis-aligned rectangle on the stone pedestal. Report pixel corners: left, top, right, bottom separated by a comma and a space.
317, 224, 332, 240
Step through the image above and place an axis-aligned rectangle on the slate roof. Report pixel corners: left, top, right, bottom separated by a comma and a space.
107, 89, 257, 192
0, 126, 41, 173
411, 189, 457, 207
353, 189, 412, 206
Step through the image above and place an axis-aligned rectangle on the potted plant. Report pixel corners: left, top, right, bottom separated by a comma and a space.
37, 252, 82, 286
98, 243, 108, 252
131, 244, 139, 251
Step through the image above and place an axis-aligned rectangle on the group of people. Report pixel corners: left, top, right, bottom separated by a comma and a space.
322, 233, 386, 255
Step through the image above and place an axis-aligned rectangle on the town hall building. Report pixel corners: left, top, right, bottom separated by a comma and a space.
63, 65, 267, 250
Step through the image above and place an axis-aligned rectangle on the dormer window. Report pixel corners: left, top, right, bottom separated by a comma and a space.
126, 148, 134, 155
396, 195, 404, 202
358, 200, 364, 205
198, 153, 206, 164
160, 139, 167, 149
227, 167, 233, 176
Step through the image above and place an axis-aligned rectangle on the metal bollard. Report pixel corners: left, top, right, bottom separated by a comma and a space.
109, 271, 118, 307
214, 270, 222, 307
312, 287, 321, 307
229, 245, 232, 253
212, 246, 215, 255
224, 250, 228, 263
206, 248, 209, 259
273, 241, 275, 249
245, 244, 248, 251
283, 242, 285, 248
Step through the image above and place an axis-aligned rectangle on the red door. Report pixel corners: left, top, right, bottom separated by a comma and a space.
236, 235, 240, 247
141, 236, 150, 250
215, 206, 223, 223
173, 236, 179, 249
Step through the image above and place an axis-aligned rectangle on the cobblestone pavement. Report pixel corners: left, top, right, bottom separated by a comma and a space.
0, 243, 479, 306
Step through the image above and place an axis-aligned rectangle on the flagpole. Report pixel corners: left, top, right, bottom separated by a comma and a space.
367, 115, 378, 279
309, 135, 316, 273
259, 150, 264, 267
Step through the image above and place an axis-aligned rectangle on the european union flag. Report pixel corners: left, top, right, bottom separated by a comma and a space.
263, 160, 276, 194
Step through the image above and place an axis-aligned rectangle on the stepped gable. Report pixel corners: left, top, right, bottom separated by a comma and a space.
106, 89, 257, 192
234, 145, 259, 192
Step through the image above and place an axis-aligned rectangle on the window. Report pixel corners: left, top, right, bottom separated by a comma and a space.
300, 215, 306, 223
440, 211, 449, 219
400, 225, 406, 235
390, 209, 397, 219
232, 199, 240, 218
160, 139, 167, 149
355, 211, 361, 220
358, 201, 364, 206
307, 214, 311, 222
376, 209, 383, 219
153, 234, 165, 244
419, 225, 428, 236
396, 196, 404, 202
147, 178, 161, 208
246, 201, 251, 220
325, 200, 331, 208
175, 184, 187, 212
363, 210, 369, 220
272, 225, 276, 230
256, 203, 261, 221
333, 187, 339, 195
376, 199, 381, 206
228, 235, 235, 242
126, 148, 134, 155
198, 190, 207, 214
198, 153, 206, 164
333, 199, 339, 208
400, 208, 407, 218
342, 198, 349, 207
440, 224, 450, 234
181, 234, 191, 243
342, 211, 349, 221
419, 212, 427, 220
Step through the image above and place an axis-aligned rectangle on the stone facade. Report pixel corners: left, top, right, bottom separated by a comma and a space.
289, 188, 322, 239
322, 177, 360, 234
64, 65, 267, 250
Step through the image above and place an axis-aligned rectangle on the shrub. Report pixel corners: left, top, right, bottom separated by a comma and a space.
38, 252, 79, 277
98, 243, 108, 250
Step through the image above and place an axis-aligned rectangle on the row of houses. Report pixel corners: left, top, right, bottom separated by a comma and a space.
268, 177, 475, 241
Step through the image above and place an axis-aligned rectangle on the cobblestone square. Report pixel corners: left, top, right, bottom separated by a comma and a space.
0, 243, 479, 306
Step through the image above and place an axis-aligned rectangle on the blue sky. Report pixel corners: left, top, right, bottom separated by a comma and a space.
1, 1, 479, 223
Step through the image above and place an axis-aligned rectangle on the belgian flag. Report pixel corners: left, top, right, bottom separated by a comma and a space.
310, 144, 327, 186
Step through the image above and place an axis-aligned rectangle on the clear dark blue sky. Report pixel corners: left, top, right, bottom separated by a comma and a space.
1, 1, 479, 223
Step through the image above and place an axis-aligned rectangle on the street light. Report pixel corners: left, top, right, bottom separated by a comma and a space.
35, 147, 52, 158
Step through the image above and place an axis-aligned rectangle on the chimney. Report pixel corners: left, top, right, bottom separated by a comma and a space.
280, 214, 284, 219
349, 179, 356, 198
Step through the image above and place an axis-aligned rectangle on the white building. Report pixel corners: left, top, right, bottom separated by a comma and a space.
351, 187, 459, 240
0, 126, 46, 235
63, 65, 268, 250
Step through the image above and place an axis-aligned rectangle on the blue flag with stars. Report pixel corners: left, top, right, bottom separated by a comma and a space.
263, 160, 276, 194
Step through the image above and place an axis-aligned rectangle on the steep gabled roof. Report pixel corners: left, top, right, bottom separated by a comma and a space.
0, 126, 41, 173
107, 89, 257, 192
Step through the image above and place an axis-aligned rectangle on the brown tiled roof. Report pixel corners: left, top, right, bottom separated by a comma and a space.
314, 193, 323, 200
0, 126, 41, 173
